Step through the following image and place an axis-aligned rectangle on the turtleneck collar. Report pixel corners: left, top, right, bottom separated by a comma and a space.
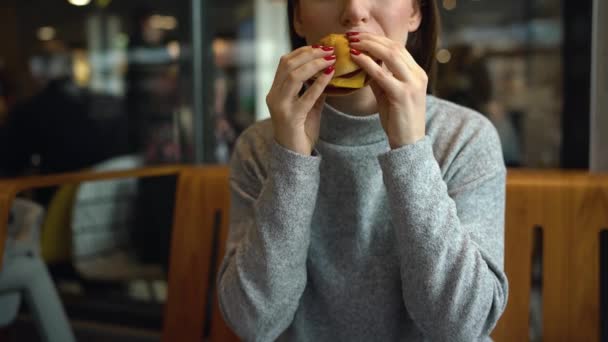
319, 95, 436, 146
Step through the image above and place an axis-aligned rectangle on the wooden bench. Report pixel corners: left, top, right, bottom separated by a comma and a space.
493, 170, 607, 342
1, 168, 606, 341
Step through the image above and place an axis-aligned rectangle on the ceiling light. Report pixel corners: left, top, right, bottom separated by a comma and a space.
67, 0, 91, 6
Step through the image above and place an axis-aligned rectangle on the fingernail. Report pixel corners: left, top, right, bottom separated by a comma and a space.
312, 44, 321, 48
321, 46, 334, 51
324, 55, 336, 61
324, 65, 335, 75
349, 37, 360, 43
346, 32, 359, 36
350, 48, 361, 56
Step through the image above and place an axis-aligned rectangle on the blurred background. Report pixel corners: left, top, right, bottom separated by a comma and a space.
0, 0, 599, 341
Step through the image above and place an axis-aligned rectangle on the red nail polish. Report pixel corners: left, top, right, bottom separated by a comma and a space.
346, 32, 359, 36
349, 37, 360, 43
324, 55, 336, 60
350, 48, 361, 56
321, 46, 334, 51
324, 65, 335, 74
312, 44, 321, 48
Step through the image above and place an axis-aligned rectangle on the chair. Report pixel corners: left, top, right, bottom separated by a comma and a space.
492, 170, 608, 341
0, 165, 239, 342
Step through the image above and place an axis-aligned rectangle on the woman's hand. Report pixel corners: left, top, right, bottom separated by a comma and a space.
267, 45, 337, 155
348, 32, 427, 148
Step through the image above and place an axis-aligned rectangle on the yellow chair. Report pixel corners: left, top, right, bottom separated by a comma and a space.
40, 184, 78, 264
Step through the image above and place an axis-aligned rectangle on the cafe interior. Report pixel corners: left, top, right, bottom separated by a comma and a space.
0, 0, 606, 341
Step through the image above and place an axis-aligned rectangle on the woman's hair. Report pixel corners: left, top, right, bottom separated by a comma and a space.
287, 0, 440, 92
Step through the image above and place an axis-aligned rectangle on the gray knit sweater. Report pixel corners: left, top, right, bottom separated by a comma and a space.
218, 95, 508, 341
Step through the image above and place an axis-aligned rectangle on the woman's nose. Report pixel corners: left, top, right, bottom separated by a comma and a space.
340, 0, 370, 27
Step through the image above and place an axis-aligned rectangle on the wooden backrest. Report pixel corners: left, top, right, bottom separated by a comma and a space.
493, 170, 608, 341
162, 166, 238, 342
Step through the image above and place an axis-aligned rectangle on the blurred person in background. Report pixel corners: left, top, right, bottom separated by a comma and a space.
0, 44, 127, 205
126, 8, 181, 269
212, 32, 242, 163
436, 44, 492, 112
437, 44, 521, 166
126, 8, 180, 161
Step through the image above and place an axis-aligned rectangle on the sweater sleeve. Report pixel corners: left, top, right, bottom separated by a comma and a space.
377, 122, 508, 341
217, 130, 321, 341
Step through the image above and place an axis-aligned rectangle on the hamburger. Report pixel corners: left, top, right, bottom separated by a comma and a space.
310, 33, 371, 96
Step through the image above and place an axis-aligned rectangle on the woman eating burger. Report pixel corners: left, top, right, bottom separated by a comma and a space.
218, 0, 509, 341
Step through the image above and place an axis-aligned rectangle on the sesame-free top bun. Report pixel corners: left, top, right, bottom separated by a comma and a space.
310, 33, 371, 96
318, 34, 360, 78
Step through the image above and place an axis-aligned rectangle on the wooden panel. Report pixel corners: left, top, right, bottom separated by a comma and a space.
542, 185, 572, 342
207, 168, 240, 342
162, 166, 239, 342
492, 184, 535, 342
560, 179, 604, 341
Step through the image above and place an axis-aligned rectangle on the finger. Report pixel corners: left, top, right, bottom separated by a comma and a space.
349, 37, 411, 82
298, 66, 334, 109
272, 45, 335, 88
349, 48, 401, 97
281, 56, 336, 99
354, 32, 419, 67
271, 46, 312, 88
349, 32, 424, 72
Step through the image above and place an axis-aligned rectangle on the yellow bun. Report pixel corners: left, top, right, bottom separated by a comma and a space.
318, 34, 360, 77
315, 33, 370, 96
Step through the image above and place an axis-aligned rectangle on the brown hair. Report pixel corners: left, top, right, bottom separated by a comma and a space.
287, 0, 440, 92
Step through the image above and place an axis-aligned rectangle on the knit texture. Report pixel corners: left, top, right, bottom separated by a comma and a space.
218, 95, 508, 341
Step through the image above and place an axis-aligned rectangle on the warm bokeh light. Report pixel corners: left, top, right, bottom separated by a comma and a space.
149, 15, 178, 30
442, 0, 457, 11
37, 26, 56, 41
95, 0, 112, 8
72, 49, 91, 87
167, 41, 181, 59
67, 0, 91, 6
436, 49, 452, 64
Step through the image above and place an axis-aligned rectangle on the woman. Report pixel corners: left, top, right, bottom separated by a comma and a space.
218, 0, 508, 341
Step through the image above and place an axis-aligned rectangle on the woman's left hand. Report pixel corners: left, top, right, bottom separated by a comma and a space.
348, 32, 427, 149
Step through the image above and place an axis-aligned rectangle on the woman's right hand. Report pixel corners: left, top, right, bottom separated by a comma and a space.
266, 45, 336, 155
